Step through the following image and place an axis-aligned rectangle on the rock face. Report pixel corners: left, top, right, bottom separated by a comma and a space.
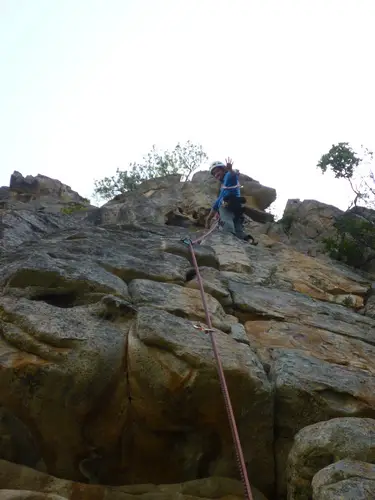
1, 170, 375, 500
8, 171, 90, 208
0, 460, 269, 500
93, 171, 276, 227
264, 199, 343, 256
0, 172, 94, 252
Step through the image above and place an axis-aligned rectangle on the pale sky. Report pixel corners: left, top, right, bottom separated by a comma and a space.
1, 0, 375, 217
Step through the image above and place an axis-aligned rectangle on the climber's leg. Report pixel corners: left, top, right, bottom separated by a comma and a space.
218, 206, 236, 235
234, 215, 259, 245
233, 216, 248, 240
219, 206, 259, 245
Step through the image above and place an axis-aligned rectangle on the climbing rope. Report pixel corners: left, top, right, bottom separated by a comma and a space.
182, 226, 255, 500
191, 215, 220, 245
180, 214, 220, 247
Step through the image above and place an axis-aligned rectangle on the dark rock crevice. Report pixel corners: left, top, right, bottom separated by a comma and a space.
78, 324, 132, 485
31, 290, 78, 308
185, 268, 197, 282
0, 406, 45, 472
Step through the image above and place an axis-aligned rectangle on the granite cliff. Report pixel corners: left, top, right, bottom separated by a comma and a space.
1, 170, 375, 500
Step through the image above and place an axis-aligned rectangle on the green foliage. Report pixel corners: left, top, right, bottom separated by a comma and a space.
93, 141, 208, 201
317, 142, 374, 208
317, 142, 362, 179
61, 203, 87, 215
322, 214, 375, 268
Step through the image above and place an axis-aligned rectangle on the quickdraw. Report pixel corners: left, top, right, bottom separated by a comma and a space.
193, 323, 214, 334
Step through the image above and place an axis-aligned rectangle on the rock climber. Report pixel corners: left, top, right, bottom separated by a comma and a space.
205, 158, 258, 245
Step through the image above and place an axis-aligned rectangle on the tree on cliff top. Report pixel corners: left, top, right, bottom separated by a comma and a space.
317, 142, 374, 209
317, 142, 375, 269
93, 141, 208, 201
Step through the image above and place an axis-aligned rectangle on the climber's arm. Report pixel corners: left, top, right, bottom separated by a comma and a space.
206, 192, 223, 227
205, 208, 216, 228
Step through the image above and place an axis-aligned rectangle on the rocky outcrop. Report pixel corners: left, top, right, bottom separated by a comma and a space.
92, 171, 276, 227
263, 199, 343, 256
264, 199, 375, 274
0, 171, 90, 213
1, 170, 375, 499
9, 171, 90, 208
0, 172, 95, 252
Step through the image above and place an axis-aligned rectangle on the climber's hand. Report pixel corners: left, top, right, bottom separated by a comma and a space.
225, 157, 234, 170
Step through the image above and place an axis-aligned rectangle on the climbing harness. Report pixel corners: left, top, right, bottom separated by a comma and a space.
182, 230, 255, 500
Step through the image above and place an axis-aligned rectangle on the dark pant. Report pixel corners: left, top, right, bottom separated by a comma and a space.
219, 206, 248, 240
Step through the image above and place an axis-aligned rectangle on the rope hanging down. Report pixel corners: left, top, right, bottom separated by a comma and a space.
183, 229, 255, 500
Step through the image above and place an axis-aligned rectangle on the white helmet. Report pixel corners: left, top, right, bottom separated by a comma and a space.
210, 161, 226, 176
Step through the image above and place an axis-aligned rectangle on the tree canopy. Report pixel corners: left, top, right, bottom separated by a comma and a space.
93, 141, 208, 201
317, 142, 374, 209
317, 142, 375, 270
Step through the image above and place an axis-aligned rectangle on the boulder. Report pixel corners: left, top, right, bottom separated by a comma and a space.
286, 417, 375, 499
312, 459, 375, 500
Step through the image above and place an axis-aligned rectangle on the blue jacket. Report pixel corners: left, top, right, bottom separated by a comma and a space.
212, 171, 240, 211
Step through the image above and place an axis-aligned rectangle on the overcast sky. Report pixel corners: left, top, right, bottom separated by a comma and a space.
1, 0, 374, 216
